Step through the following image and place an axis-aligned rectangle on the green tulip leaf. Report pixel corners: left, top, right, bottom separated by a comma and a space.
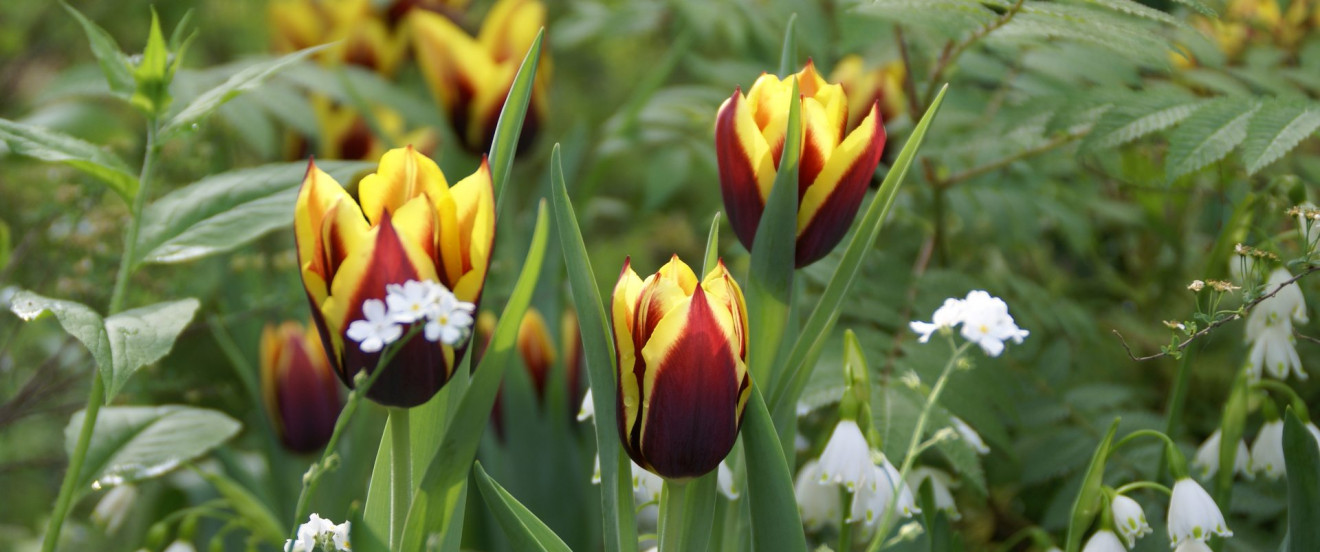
473, 462, 573, 552
550, 143, 639, 552
65, 405, 241, 494
768, 84, 949, 418
134, 160, 373, 265
161, 44, 329, 138
400, 200, 549, 552
778, 13, 798, 78
1283, 409, 1320, 551
489, 28, 544, 216
743, 385, 807, 552
0, 118, 138, 202
61, 1, 134, 96
701, 212, 722, 277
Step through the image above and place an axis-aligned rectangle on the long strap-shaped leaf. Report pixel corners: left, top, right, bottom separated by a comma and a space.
398, 201, 550, 552
742, 385, 807, 552
767, 85, 949, 419
473, 462, 573, 552
549, 143, 640, 552
489, 29, 544, 216
1283, 409, 1320, 551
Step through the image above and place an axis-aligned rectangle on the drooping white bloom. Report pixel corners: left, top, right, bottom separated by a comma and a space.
1167, 478, 1231, 546
906, 467, 959, 519
1191, 430, 1250, 480
909, 298, 965, 343
1250, 420, 1286, 479
817, 419, 873, 492
850, 457, 920, 525
1111, 494, 1152, 547
424, 291, 476, 345
386, 280, 440, 323
92, 485, 137, 534
1080, 530, 1125, 552
1174, 540, 1213, 552
950, 416, 989, 454
1245, 268, 1308, 380
577, 389, 595, 422
909, 291, 1028, 356
346, 299, 403, 353
286, 513, 350, 552
795, 459, 839, 530
717, 462, 740, 500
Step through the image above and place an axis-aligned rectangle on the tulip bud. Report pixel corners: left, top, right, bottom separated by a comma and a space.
261, 322, 342, 453
517, 308, 557, 399
612, 255, 750, 479
715, 60, 887, 267
295, 146, 495, 407
269, 0, 407, 76
561, 309, 584, 412
410, 0, 549, 154
830, 55, 906, 130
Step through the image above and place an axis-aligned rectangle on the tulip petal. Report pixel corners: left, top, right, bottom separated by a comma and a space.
716, 90, 776, 252
480, 0, 544, 63
795, 102, 886, 267
612, 259, 646, 449
318, 198, 371, 291
296, 160, 355, 303
746, 73, 792, 162
358, 146, 450, 226
447, 159, 496, 301
636, 285, 743, 478
412, 10, 499, 143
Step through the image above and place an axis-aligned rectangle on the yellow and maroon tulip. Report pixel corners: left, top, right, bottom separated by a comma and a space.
612, 255, 750, 479
261, 321, 342, 453
830, 55, 906, 130
269, 0, 408, 76
295, 146, 494, 407
715, 60, 887, 268
410, 0, 549, 154
517, 307, 557, 399
311, 97, 439, 161
561, 309, 583, 410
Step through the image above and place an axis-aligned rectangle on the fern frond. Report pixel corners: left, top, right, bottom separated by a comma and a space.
1083, 95, 1206, 151
1164, 97, 1261, 181
1241, 99, 1320, 175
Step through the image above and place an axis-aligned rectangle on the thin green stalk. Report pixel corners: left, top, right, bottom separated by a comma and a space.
867, 340, 971, 551
388, 407, 411, 548
1114, 481, 1172, 496
657, 479, 688, 552
1162, 347, 1195, 440
838, 490, 853, 552
43, 117, 159, 552
1254, 379, 1310, 419
1111, 429, 1177, 455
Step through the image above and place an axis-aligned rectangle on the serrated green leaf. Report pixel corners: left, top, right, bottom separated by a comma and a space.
133, 160, 373, 265
1283, 410, 1320, 552
489, 29, 544, 216
161, 45, 329, 138
853, 0, 998, 39
102, 299, 200, 402
400, 201, 549, 552
61, 1, 134, 96
1084, 97, 1206, 150
473, 462, 573, 552
994, 6, 1172, 67
550, 144, 638, 552
65, 405, 240, 494
1068, 0, 1183, 27
0, 118, 138, 201
1165, 97, 1261, 181
1241, 100, 1320, 175
935, 436, 987, 498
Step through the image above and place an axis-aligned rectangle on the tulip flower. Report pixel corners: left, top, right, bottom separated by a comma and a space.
517, 307, 556, 398
386, 0, 469, 28
269, 0, 408, 76
830, 55, 907, 130
310, 97, 438, 161
612, 255, 750, 479
716, 60, 887, 267
295, 146, 494, 407
261, 321, 342, 452
410, 0, 549, 154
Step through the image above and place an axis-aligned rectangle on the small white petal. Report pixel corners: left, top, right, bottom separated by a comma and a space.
1080, 530, 1125, 552
817, 420, 872, 492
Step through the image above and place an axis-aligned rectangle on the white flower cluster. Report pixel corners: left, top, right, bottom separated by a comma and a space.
346, 279, 475, 353
285, 513, 351, 552
1194, 421, 1320, 482
1244, 268, 1308, 380
1191, 430, 1250, 480
797, 419, 921, 530
910, 291, 1029, 357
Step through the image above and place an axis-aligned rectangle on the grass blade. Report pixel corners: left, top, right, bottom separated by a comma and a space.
473, 462, 573, 552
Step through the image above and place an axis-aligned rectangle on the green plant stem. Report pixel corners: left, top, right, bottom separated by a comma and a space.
1114, 481, 1172, 496
838, 490, 853, 552
388, 407, 411, 548
1111, 429, 1177, 455
1254, 379, 1310, 419
42, 117, 159, 552
286, 327, 416, 544
1163, 347, 1195, 440
867, 340, 972, 551
657, 479, 688, 552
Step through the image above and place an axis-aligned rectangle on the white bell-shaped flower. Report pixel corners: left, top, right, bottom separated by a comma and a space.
1081, 530, 1126, 552
1111, 494, 1152, 547
794, 459, 840, 530
1167, 478, 1231, 546
817, 419, 873, 492
1249, 420, 1287, 479
1191, 430, 1250, 480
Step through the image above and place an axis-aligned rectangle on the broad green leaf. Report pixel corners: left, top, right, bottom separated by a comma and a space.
550, 144, 638, 552
676, 472, 717, 552
61, 1, 134, 95
9, 291, 112, 374
161, 45, 329, 138
134, 160, 373, 265
400, 201, 549, 552
742, 386, 807, 552
489, 29, 544, 215
768, 86, 949, 418
102, 298, 200, 402
746, 77, 799, 388
701, 212, 721, 277
1283, 409, 1320, 552
1063, 419, 1119, 552
1241, 100, 1320, 175
363, 384, 457, 546
198, 470, 285, 545
1165, 97, 1261, 182
473, 462, 573, 552
777, 14, 798, 77
0, 118, 138, 201
65, 405, 241, 493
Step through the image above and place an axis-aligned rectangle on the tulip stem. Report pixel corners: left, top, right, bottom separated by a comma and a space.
286, 327, 418, 546
43, 116, 160, 552
657, 479, 688, 552
866, 339, 971, 552
388, 407, 412, 548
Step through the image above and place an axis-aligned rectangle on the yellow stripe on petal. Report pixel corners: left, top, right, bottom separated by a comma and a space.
358, 146, 449, 225
798, 104, 882, 235
480, 0, 544, 63
746, 73, 792, 154
723, 91, 778, 203
319, 198, 371, 290
450, 160, 496, 296
411, 10, 499, 116
259, 323, 284, 435
613, 261, 646, 438
654, 254, 698, 295
296, 161, 354, 300
390, 195, 442, 279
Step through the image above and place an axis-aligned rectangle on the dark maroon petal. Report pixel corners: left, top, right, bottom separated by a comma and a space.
715, 90, 768, 255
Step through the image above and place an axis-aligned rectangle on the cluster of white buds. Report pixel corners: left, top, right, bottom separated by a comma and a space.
909, 291, 1029, 357
346, 279, 475, 353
